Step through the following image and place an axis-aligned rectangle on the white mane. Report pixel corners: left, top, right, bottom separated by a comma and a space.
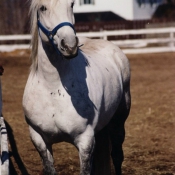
29, 0, 58, 72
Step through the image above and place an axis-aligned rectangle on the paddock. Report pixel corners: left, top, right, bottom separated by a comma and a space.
0, 51, 174, 175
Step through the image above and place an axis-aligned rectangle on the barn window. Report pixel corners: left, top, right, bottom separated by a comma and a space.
137, 0, 162, 7
80, 0, 95, 5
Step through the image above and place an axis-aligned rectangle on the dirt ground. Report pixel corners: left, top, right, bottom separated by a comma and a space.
0, 51, 175, 175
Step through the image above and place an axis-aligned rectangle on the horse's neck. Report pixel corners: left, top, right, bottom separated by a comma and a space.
36, 39, 88, 91
37, 40, 69, 88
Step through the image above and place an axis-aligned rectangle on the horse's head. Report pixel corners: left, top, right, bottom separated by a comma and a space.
37, 0, 78, 59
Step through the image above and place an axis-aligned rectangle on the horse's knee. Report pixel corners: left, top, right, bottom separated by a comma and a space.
29, 126, 56, 174
75, 126, 95, 175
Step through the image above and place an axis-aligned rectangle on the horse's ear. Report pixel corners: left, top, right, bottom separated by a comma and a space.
71, 2, 74, 8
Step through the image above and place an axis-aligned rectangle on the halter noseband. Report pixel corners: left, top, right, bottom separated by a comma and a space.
37, 13, 76, 56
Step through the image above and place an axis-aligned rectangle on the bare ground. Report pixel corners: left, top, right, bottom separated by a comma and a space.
0, 51, 175, 175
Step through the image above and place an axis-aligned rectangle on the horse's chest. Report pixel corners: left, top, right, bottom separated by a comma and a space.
23, 84, 90, 140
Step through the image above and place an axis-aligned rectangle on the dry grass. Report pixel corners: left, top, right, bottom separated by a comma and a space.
123, 53, 175, 175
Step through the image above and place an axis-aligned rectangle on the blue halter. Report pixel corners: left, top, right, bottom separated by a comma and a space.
37, 13, 76, 56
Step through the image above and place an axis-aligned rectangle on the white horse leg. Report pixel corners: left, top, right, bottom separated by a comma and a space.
109, 87, 131, 175
29, 126, 57, 175
75, 125, 95, 175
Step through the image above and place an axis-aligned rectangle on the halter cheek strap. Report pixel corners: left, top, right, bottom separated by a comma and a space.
37, 13, 76, 56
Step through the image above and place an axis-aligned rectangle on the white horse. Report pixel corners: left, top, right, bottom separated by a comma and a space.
23, 0, 131, 175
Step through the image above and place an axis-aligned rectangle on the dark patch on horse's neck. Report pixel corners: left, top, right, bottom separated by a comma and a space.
41, 41, 61, 66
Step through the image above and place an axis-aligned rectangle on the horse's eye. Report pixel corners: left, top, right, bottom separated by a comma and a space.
71, 2, 74, 8
40, 6, 47, 12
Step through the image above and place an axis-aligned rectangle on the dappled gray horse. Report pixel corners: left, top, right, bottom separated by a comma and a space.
23, 0, 131, 174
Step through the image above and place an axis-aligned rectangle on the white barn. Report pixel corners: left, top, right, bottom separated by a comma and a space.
74, 0, 163, 20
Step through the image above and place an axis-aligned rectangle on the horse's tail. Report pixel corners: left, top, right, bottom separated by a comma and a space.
93, 127, 111, 175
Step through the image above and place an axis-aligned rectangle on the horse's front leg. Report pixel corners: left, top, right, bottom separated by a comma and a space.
29, 126, 57, 175
75, 125, 95, 175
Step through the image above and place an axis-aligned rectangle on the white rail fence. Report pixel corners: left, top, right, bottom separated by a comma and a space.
0, 27, 175, 54
0, 78, 9, 175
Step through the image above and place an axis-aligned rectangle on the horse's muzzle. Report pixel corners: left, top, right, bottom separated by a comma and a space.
60, 36, 79, 59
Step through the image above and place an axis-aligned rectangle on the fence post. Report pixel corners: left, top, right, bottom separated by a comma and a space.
0, 77, 1, 175
0, 67, 9, 175
100, 29, 107, 40
0, 115, 9, 175
0, 77, 2, 118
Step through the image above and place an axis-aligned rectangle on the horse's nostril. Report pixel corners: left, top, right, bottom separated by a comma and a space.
75, 36, 79, 46
61, 39, 69, 51
60, 37, 78, 54
61, 39, 66, 48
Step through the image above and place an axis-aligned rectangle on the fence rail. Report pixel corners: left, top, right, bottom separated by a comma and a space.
0, 27, 174, 54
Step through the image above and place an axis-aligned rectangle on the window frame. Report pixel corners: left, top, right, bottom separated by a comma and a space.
80, 0, 95, 5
